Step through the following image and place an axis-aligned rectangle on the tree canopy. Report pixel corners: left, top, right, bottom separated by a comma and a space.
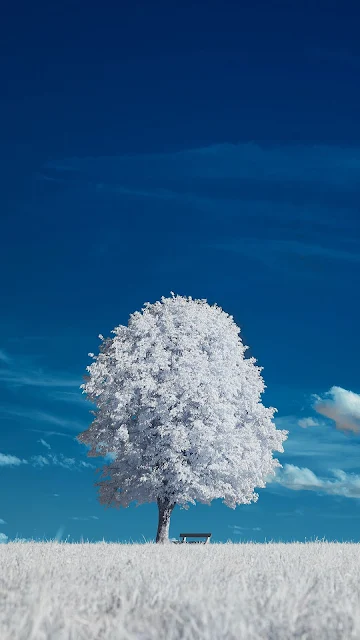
77, 293, 288, 540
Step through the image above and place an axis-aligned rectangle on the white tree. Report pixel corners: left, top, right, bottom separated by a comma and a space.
77, 293, 288, 543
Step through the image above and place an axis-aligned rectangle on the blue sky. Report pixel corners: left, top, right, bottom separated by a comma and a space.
1, 0, 360, 544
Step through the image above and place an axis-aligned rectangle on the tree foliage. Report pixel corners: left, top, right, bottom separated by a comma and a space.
77, 293, 288, 513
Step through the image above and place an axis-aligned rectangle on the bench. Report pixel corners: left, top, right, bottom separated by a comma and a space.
179, 532, 212, 544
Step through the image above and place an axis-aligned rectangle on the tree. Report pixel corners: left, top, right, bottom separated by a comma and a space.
76, 293, 288, 543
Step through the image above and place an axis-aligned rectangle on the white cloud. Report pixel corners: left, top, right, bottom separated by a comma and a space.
46, 143, 360, 189
0, 369, 80, 388
313, 386, 360, 434
276, 414, 360, 472
70, 516, 99, 521
0, 453, 28, 467
0, 533, 8, 543
27, 428, 77, 440
298, 417, 321, 428
38, 438, 51, 450
209, 238, 360, 270
50, 391, 90, 405
54, 526, 65, 542
79, 460, 96, 468
0, 519, 7, 524
275, 509, 304, 517
1, 407, 85, 431
230, 525, 261, 531
268, 463, 360, 498
0, 349, 11, 364
0, 350, 80, 388
30, 453, 93, 471
0, 449, 94, 471
31, 455, 50, 467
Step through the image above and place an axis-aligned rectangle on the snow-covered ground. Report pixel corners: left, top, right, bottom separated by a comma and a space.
1, 539, 359, 639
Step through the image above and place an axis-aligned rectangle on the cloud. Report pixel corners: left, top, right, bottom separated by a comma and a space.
307, 47, 360, 67
79, 460, 95, 468
298, 417, 321, 429
209, 238, 360, 271
70, 516, 99, 521
0, 453, 28, 467
50, 391, 90, 406
0, 350, 81, 389
45, 143, 360, 191
0, 368, 80, 388
41, 143, 360, 283
275, 509, 304, 517
0, 519, 7, 524
229, 525, 262, 534
31, 455, 49, 467
274, 414, 360, 471
30, 453, 95, 471
1, 407, 85, 432
27, 428, 78, 440
0, 349, 11, 364
313, 386, 360, 434
38, 438, 51, 450
0, 448, 94, 471
0, 533, 8, 543
54, 526, 65, 542
267, 463, 360, 498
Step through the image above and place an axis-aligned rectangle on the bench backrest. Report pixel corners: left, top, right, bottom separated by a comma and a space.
179, 533, 212, 543
179, 533, 211, 538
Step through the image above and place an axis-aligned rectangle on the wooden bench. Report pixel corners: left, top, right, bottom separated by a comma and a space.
179, 532, 212, 544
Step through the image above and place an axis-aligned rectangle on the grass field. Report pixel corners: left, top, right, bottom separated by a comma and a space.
1, 538, 360, 639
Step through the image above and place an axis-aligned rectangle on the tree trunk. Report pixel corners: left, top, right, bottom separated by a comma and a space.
155, 498, 175, 544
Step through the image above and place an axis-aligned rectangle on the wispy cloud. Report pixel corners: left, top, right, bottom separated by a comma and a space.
45, 143, 360, 190
209, 238, 360, 274
0, 453, 28, 467
275, 414, 360, 463
0, 349, 81, 389
298, 417, 321, 429
50, 391, 90, 406
0, 519, 7, 524
31, 455, 50, 467
267, 464, 360, 499
275, 509, 304, 517
27, 428, 78, 440
70, 515, 99, 521
313, 386, 360, 434
0, 349, 11, 364
30, 453, 95, 471
54, 526, 65, 542
230, 525, 262, 532
38, 438, 51, 450
0, 368, 80, 388
307, 47, 360, 67
0, 448, 94, 471
0, 533, 8, 543
41, 143, 360, 283
43, 144, 360, 251
1, 406, 85, 431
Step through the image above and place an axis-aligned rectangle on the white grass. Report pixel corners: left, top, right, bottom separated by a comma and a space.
1, 537, 360, 639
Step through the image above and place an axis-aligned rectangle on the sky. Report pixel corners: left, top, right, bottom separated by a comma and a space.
1, 0, 360, 545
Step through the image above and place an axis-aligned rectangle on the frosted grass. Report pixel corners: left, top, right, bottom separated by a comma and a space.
1, 538, 360, 639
